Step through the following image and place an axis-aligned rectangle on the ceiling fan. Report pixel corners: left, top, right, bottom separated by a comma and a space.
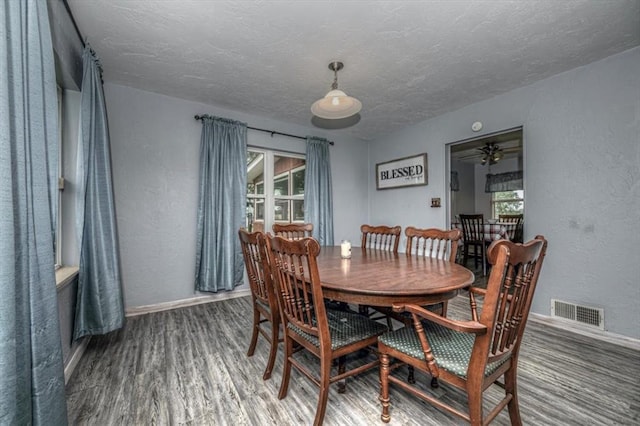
478, 142, 504, 165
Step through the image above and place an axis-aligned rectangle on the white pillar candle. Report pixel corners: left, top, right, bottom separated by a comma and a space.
341, 240, 351, 258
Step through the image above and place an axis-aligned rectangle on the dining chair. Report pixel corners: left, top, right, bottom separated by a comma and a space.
499, 214, 524, 243
238, 228, 281, 380
266, 235, 388, 426
404, 226, 462, 317
360, 224, 401, 252
359, 224, 402, 325
272, 222, 314, 239
378, 235, 548, 425
459, 214, 487, 275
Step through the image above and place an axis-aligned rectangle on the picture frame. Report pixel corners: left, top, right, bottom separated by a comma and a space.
376, 153, 428, 190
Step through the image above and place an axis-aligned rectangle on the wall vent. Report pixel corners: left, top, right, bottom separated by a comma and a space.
551, 299, 604, 330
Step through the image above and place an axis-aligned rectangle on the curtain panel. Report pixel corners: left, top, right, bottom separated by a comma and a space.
0, 0, 68, 423
304, 137, 334, 246
450, 171, 460, 192
74, 45, 125, 340
485, 170, 523, 193
195, 115, 247, 292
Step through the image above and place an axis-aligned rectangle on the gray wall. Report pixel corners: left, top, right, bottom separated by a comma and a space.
368, 47, 640, 338
104, 84, 369, 308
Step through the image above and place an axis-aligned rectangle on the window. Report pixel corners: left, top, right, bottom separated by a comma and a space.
55, 85, 63, 268
246, 149, 305, 233
492, 190, 524, 217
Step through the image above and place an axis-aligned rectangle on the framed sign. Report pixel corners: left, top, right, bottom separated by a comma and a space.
376, 153, 428, 190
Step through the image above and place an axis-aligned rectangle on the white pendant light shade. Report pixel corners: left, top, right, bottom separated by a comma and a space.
311, 62, 362, 119
311, 89, 362, 119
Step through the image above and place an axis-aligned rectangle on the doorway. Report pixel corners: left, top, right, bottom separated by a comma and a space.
447, 127, 524, 227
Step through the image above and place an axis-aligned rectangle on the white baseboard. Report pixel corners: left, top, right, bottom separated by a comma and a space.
529, 313, 640, 351
64, 336, 90, 384
125, 289, 252, 317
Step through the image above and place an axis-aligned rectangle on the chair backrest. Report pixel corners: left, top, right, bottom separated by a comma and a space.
471, 236, 547, 373
499, 214, 524, 243
272, 223, 314, 240
459, 214, 484, 243
405, 227, 461, 262
266, 235, 328, 340
360, 224, 401, 253
238, 228, 276, 308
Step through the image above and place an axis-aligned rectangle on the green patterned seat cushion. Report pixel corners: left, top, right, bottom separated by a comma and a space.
289, 309, 388, 350
379, 321, 508, 378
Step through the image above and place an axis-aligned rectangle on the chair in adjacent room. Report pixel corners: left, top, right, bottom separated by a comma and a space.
499, 214, 524, 243
272, 222, 314, 239
266, 235, 388, 426
238, 228, 281, 380
359, 224, 402, 325
459, 214, 487, 275
378, 236, 548, 425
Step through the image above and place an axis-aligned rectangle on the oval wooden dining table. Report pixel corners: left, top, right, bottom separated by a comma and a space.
315, 246, 475, 307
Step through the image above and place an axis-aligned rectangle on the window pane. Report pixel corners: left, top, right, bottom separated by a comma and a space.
274, 175, 289, 196
495, 201, 524, 216
274, 199, 289, 222
247, 151, 264, 195
292, 168, 305, 196
246, 198, 265, 232
494, 190, 523, 201
493, 190, 524, 217
293, 199, 304, 221
274, 154, 305, 196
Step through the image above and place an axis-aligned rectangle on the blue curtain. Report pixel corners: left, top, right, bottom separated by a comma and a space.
0, 0, 68, 423
73, 45, 125, 340
304, 137, 334, 246
195, 115, 247, 292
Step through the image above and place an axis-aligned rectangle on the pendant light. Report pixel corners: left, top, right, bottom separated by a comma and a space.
311, 61, 362, 119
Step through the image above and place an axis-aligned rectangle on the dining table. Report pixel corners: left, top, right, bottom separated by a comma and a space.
315, 246, 475, 308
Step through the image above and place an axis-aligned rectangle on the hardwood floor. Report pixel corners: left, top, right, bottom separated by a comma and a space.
66, 295, 640, 425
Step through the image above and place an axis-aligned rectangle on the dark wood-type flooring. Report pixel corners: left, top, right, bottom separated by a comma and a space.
66, 292, 640, 425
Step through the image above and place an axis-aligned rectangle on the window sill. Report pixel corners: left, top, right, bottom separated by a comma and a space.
56, 266, 79, 291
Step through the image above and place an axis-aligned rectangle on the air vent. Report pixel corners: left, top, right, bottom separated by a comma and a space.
551, 299, 604, 330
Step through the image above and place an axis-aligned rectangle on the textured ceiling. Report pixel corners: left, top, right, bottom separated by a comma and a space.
66, 0, 640, 141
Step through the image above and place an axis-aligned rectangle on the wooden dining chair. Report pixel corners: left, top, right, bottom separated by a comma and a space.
459, 214, 486, 275
238, 228, 281, 380
272, 222, 313, 239
360, 224, 402, 252
499, 214, 524, 243
266, 235, 388, 426
359, 224, 402, 325
378, 235, 548, 425
404, 227, 462, 317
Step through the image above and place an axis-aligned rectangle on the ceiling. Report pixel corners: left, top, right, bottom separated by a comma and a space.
66, 1, 640, 141
450, 129, 523, 164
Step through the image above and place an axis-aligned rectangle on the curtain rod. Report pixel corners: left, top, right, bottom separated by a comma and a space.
194, 115, 334, 145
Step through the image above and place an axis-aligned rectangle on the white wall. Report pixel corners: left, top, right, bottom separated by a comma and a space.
104, 84, 369, 308
368, 47, 640, 339
450, 159, 474, 221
